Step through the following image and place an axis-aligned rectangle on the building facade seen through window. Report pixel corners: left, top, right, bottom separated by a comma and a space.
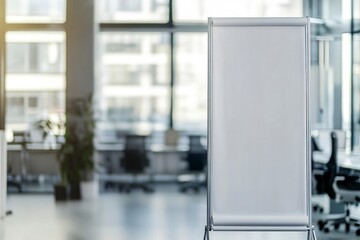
6, 0, 66, 23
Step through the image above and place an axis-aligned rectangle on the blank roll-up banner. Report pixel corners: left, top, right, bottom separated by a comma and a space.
208, 18, 311, 230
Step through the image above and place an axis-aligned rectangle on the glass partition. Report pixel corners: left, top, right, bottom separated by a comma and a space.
352, 35, 360, 149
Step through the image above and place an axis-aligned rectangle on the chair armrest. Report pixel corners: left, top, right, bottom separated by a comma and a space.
333, 175, 360, 192
333, 176, 346, 195
334, 176, 346, 183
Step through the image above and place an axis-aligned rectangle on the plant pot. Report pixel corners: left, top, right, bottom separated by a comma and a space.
80, 180, 99, 200
54, 184, 67, 201
69, 182, 81, 200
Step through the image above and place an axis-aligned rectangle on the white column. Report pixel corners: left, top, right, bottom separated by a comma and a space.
66, 0, 96, 102
0, 131, 7, 219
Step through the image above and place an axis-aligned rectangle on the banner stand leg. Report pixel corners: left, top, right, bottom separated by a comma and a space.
203, 226, 210, 240
312, 226, 317, 240
202, 225, 317, 240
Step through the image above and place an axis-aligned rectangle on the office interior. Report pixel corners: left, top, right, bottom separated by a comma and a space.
0, 0, 359, 239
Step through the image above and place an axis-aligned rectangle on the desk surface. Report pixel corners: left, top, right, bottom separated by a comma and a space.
313, 151, 360, 171
7, 142, 190, 153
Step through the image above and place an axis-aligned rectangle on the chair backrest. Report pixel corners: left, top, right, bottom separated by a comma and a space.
311, 137, 321, 152
186, 135, 207, 171
311, 136, 321, 171
189, 135, 205, 149
122, 135, 148, 173
314, 129, 348, 152
322, 132, 338, 200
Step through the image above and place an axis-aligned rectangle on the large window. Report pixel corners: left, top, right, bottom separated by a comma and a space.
99, 33, 170, 133
98, 0, 303, 138
1, 1, 66, 140
174, 33, 207, 132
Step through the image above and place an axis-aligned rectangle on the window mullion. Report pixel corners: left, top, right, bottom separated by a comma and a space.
169, 0, 173, 25
169, 32, 174, 128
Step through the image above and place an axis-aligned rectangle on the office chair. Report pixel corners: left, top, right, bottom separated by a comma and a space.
312, 136, 325, 213
317, 132, 360, 235
120, 135, 154, 193
178, 135, 207, 193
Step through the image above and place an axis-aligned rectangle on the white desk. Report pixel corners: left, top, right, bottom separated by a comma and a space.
7, 143, 190, 176
313, 151, 360, 171
95, 143, 188, 153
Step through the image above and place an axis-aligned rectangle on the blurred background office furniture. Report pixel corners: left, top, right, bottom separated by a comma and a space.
118, 135, 154, 193
7, 129, 60, 192
7, 165, 21, 193
178, 135, 207, 193
98, 132, 190, 185
312, 129, 350, 153
312, 136, 325, 213
12, 131, 30, 178
6, 131, 30, 193
312, 136, 326, 172
317, 132, 360, 235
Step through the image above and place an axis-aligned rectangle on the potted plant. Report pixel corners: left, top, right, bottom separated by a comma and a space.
58, 94, 98, 200
34, 116, 65, 148
34, 117, 67, 201
53, 151, 69, 201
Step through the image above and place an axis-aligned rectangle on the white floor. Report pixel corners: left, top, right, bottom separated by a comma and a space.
0, 186, 358, 240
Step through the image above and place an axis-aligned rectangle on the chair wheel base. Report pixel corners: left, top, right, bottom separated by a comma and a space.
345, 224, 350, 233
318, 220, 326, 231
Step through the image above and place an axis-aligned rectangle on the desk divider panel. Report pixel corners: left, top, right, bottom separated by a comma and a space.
207, 17, 312, 233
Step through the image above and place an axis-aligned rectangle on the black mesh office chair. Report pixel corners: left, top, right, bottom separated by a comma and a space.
317, 132, 360, 235
120, 135, 154, 193
178, 135, 207, 193
312, 136, 325, 213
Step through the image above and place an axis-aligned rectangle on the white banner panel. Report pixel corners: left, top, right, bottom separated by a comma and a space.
208, 18, 310, 227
